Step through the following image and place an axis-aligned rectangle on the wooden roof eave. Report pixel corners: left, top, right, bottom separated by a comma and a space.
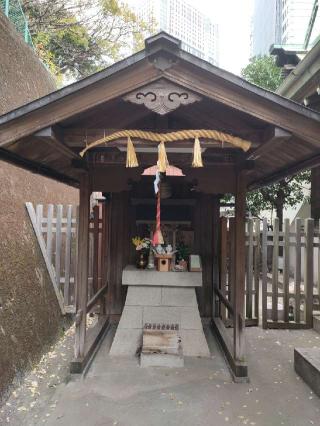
1, 33, 320, 187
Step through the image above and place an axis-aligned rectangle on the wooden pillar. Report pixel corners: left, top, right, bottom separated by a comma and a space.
233, 170, 246, 361
74, 173, 90, 359
311, 167, 320, 222
212, 196, 221, 318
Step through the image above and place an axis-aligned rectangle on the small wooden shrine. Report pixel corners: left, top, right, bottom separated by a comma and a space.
1, 33, 320, 379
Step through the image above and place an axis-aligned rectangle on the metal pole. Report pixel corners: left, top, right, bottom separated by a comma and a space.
5, 0, 9, 16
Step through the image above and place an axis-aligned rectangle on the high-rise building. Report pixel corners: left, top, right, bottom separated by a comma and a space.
281, 0, 316, 45
133, 0, 219, 66
251, 0, 282, 56
252, 0, 318, 57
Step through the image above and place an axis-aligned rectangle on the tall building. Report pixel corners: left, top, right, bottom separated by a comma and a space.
252, 0, 318, 57
252, 0, 282, 56
281, 0, 316, 45
133, 0, 219, 66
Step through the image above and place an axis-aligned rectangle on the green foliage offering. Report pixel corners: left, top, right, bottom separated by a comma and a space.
241, 56, 310, 221
176, 242, 190, 262
241, 55, 283, 91
22, 0, 151, 80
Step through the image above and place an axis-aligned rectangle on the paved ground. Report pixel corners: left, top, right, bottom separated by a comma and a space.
1, 323, 320, 426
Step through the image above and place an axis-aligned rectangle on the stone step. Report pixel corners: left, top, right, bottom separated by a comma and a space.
294, 348, 320, 397
313, 315, 320, 334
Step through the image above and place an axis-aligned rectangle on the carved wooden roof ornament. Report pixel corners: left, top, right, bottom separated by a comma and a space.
123, 79, 202, 115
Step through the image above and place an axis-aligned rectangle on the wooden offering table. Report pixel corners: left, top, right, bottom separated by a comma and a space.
109, 266, 210, 360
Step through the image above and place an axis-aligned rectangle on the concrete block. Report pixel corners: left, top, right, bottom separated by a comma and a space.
161, 287, 197, 307
118, 306, 143, 329
109, 329, 142, 356
313, 315, 320, 334
143, 306, 180, 325
122, 266, 202, 287
140, 353, 184, 368
180, 307, 203, 330
180, 330, 210, 357
294, 347, 320, 398
126, 286, 162, 306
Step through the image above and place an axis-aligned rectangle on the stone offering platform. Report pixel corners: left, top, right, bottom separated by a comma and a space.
109, 266, 210, 359
294, 347, 320, 397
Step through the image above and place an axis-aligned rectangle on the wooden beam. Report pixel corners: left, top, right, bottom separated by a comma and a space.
74, 173, 90, 359
0, 147, 79, 186
233, 169, 247, 362
163, 66, 320, 148
248, 127, 291, 161
34, 126, 80, 160
0, 63, 162, 147
249, 151, 320, 190
87, 284, 108, 313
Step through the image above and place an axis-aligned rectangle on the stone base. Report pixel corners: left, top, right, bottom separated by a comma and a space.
313, 315, 320, 334
141, 352, 184, 368
110, 282, 210, 358
294, 347, 320, 397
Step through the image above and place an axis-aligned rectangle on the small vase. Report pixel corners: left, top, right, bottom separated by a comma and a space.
136, 250, 148, 269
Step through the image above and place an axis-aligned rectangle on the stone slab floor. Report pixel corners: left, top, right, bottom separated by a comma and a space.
1, 323, 320, 426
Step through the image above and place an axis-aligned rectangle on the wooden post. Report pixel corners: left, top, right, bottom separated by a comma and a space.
219, 216, 228, 322
254, 218, 260, 322
304, 218, 314, 327
283, 218, 290, 322
74, 174, 90, 359
246, 219, 254, 319
212, 196, 221, 319
262, 218, 268, 329
233, 170, 246, 361
272, 218, 279, 322
295, 218, 302, 323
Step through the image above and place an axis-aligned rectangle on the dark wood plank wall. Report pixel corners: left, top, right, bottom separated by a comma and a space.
106, 192, 136, 315
193, 194, 215, 318
105, 190, 219, 318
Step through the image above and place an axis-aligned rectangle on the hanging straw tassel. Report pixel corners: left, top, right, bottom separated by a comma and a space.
192, 137, 203, 167
157, 141, 169, 173
126, 136, 139, 168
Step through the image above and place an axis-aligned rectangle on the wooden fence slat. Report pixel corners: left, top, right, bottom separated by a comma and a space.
46, 204, 54, 265
254, 219, 260, 322
246, 219, 254, 319
305, 218, 314, 327
64, 205, 73, 305
262, 218, 268, 329
272, 218, 279, 322
55, 205, 63, 293
295, 218, 302, 323
25, 203, 65, 314
283, 218, 290, 322
36, 204, 43, 228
